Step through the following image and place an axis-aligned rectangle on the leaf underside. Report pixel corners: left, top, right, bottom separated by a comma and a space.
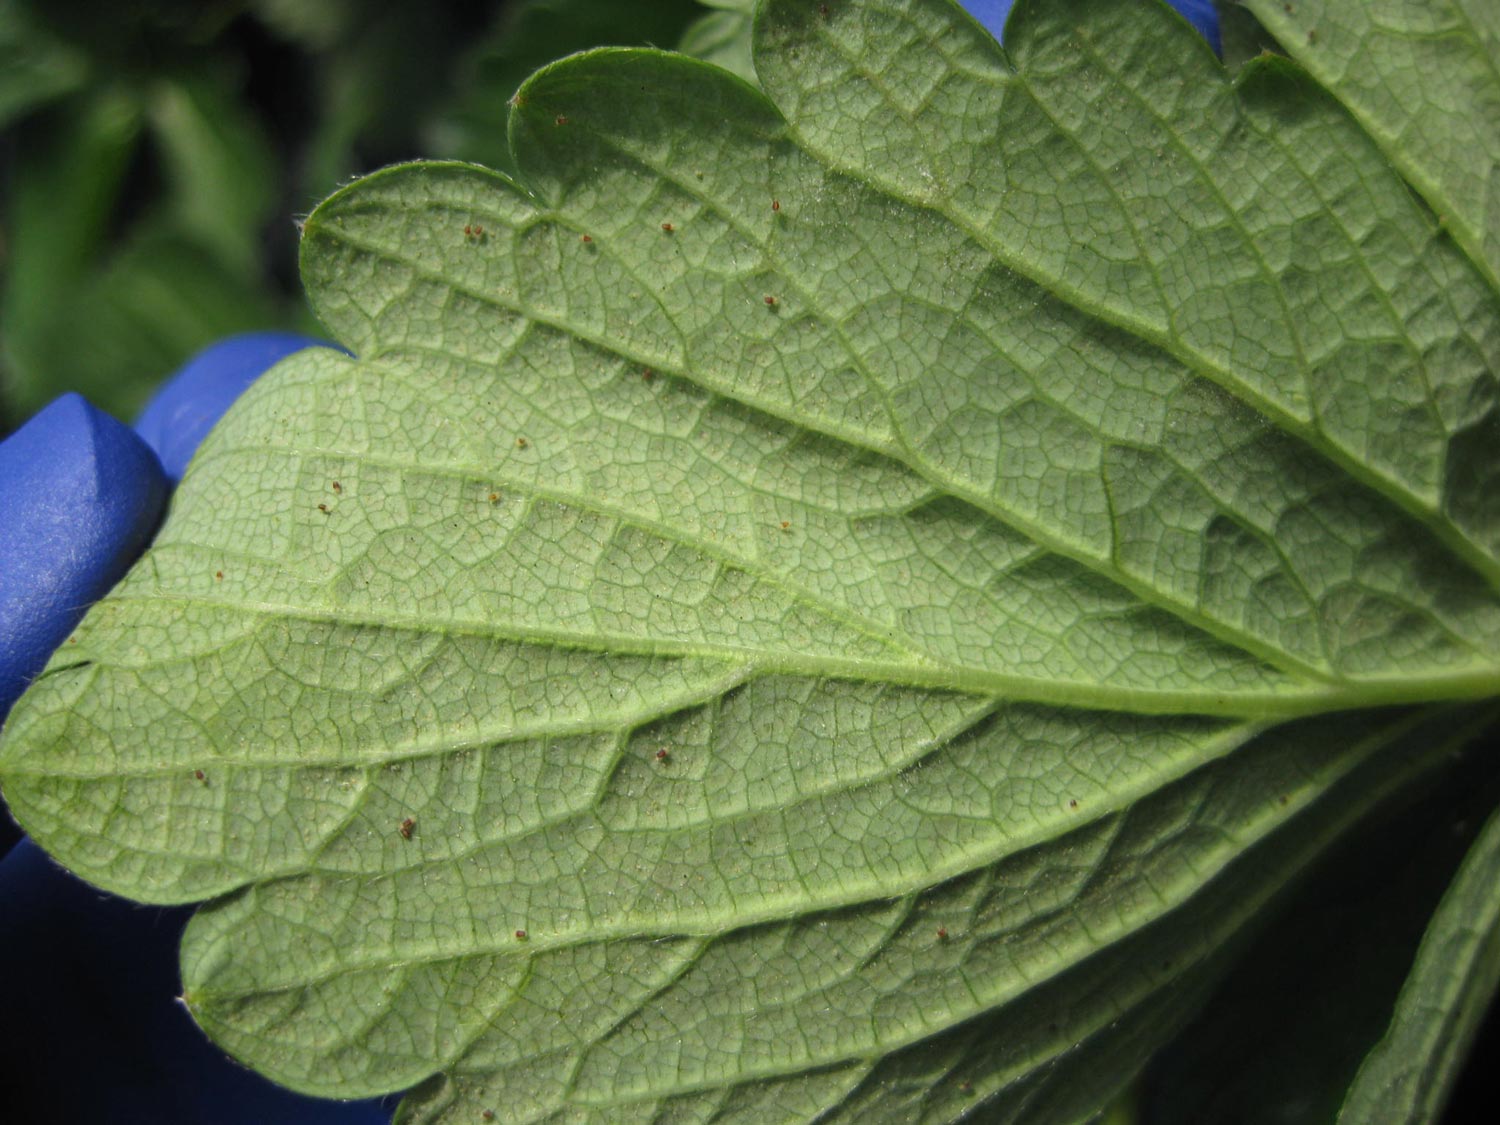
2, 0, 1499, 1121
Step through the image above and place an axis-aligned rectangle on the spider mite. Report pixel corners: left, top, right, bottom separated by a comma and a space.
580, 233, 593, 243
514, 929, 528, 941
936, 926, 948, 940
764, 295, 778, 306
194, 769, 206, 782
555, 115, 569, 126
331, 481, 342, 493
655, 747, 670, 763
515, 437, 529, 449
399, 817, 416, 840
661, 222, 674, 233
214, 571, 224, 581
317, 503, 329, 513
642, 368, 654, 381
483, 1114, 495, 1122
772, 199, 781, 212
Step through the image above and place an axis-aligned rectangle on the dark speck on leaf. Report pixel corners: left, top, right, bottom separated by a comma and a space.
555, 115, 568, 126
399, 817, 415, 840
194, 770, 206, 782
514, 929, 528, 941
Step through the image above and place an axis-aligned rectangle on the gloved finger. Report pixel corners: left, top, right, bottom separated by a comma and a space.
964, 0, 1221, 53
134, 331, 347, 484
0, 394, 167, 722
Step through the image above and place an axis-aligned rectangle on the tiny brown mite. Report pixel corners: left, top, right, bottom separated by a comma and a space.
936, 926, 948, 939
780, 520, 791, 531
764, 295, 778, 306
516, 437, 528, 449
488, 492, 500, 503
331, 481, 342, 493
473, 224, 484, 236
580, 233, 593, 243
959, 1081, 973, 1094
555, 115, 569, 126
464, 225, 472, 236
214, 571, 223, 581
1068, 798, 1078, 809
399, 817, 415, 840
655, 747, 669, 762
661, 222, 674, 232
642, 368, 654, 381
317, 503, 329, 513
194, 769, 206, 782
483, 1114, 495, 1122
772, 199, 781, 211
514, 929, 528, 940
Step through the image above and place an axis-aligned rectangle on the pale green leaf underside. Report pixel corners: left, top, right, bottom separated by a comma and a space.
1247, 0, 1500, 295
2, 0, 1499, 1121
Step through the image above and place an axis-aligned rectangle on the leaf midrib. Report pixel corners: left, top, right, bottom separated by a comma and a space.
307, 216, 1350, 687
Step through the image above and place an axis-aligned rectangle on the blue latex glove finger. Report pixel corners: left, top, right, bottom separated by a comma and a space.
135, 331, 343, 484
966, 0, 1221, 53
0, 395, 168, 723
2, 333, 388, 1123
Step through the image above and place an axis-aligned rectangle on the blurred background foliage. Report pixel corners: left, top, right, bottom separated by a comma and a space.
0, 0, 725, 434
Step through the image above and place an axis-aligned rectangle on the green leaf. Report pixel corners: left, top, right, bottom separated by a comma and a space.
429, 0, 707, 176
1136, 726, 1500, 1124
0, 0, 88, 128
1246, 0, 1500, 293
2, 0, 1499, 1120
681, 0, 758, 86
1338, 799, 1500, 1123
145, 72, 278, 274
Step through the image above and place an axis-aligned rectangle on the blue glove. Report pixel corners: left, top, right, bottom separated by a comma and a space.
0, 332, 390, 1124
966, 0, 1221, 53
